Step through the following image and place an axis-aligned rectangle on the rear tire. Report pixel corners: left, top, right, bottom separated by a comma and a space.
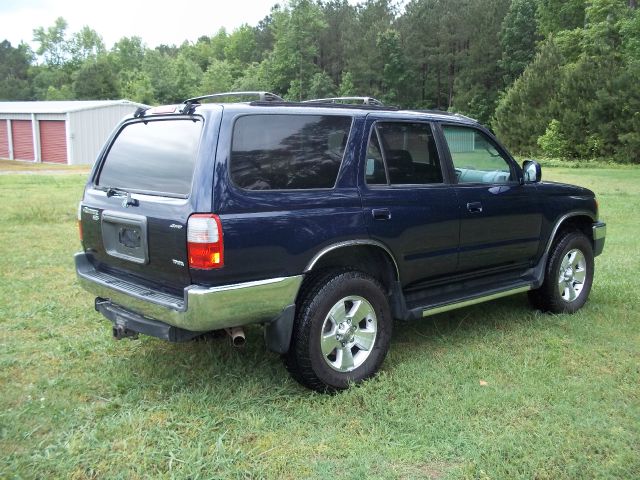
529, 231, 594, 314
285, 270, 392, 392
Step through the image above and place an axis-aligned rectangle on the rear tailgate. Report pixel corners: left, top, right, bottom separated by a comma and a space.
80, 116, 205, 293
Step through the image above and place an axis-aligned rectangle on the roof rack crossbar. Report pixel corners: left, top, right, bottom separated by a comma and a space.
183, 91, 284, 105
181, 91, 284, 113
303, 96, 384, 107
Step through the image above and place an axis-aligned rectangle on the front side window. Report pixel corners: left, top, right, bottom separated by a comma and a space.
442, 125, 515, 184
365, 122, 444, 186
230, 114, 352, 190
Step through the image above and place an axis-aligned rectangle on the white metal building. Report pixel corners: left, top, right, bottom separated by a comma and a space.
0, 100, 146, 165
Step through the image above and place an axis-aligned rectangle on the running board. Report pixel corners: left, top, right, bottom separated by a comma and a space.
406, 285, 532, 319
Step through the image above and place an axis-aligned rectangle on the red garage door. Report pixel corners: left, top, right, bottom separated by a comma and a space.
0, 121, 8, 158
40, 120, 67, 164
12, 120, 34, 161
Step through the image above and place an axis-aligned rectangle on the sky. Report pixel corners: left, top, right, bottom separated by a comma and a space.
1, 0, 362, 51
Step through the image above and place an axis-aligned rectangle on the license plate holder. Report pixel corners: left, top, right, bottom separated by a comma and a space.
101, 211, 149, 264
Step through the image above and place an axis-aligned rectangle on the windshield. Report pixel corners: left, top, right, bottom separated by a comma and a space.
97, 119, 202, 197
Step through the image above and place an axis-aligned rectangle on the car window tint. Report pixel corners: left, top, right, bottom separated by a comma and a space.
231, 114, 352, 190
98, 119, 202, 196
366, 122, 443, 185
443, 125, 515, 184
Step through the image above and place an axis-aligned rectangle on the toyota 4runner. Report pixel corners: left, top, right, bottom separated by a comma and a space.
75, 92, 606, 392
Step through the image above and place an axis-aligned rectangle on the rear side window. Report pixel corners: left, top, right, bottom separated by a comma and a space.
98, 119, 202, 197
366, 122, 443, 185
231, 114, 352, 190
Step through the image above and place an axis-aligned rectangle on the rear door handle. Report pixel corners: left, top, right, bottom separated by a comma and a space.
372, 208, 392, 221
466, 202, 483, 213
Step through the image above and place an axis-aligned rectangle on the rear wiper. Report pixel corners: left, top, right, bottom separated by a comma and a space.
104, 186, 128, 198
104, 186, 140, 206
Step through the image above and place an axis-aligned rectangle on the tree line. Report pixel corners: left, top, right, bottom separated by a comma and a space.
1, 0, 638, 162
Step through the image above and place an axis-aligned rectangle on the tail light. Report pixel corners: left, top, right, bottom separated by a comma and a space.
77, 202, 83, 242
187, 214, 224, 269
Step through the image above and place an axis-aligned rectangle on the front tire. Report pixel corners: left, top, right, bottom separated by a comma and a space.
529, 231, 594, 314
285, 270, 392, 392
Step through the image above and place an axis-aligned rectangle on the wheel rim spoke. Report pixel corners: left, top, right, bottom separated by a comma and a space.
353, 329, 375, 351
331, 305, 348, 325
336, 346, 355, 371
346, 300, 368, 323
567, 284, 577, 301
321, 329, 340, 356
573, 251, 585, 268
573, 268, 586, 284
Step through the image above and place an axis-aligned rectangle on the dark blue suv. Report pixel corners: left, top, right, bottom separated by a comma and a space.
75, 92, 606, 392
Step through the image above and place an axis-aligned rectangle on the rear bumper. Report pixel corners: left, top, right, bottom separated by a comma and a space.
592, 221, 606, 257
75, 252, 303, 332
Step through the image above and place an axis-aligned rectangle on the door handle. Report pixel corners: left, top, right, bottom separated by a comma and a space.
466, 202, 483, 213
372, 208, 392, 221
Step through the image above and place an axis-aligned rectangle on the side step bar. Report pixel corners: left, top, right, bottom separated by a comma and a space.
406, 284, 532, 320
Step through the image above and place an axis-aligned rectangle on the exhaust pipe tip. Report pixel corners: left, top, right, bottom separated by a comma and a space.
225, 327, 246, 347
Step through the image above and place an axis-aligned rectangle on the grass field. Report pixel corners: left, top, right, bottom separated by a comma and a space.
0, 166, 638, 479
0, 159, 91, 174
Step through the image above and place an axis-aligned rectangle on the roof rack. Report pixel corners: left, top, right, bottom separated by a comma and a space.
453, 112, 478, 123
249, 101, 398, 111
303, 96, 384, 107
181, 91, 284, 113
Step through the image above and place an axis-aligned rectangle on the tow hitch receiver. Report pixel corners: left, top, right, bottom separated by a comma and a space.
113, 323, 139, 340
94, 297, 201, 342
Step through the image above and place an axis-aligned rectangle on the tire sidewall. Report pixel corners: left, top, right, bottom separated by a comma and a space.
305, 273, 392, 389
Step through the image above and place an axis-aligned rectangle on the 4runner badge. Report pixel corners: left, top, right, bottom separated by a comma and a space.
82, 206, 99, 221
169, 224, 183, 229
172, 259, 185, 267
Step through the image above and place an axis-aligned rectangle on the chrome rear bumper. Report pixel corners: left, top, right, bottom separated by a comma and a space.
75, 252, 303, 332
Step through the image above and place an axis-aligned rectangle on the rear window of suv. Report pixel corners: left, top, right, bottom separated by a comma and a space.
230, 114, 352, 190
97, 119, 202, 197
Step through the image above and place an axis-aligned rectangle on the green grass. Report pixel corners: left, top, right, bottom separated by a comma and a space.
1, 168, 638, 479
0, 159, 91, 173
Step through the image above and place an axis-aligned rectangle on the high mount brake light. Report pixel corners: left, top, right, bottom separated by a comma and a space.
187, 214, 224, 269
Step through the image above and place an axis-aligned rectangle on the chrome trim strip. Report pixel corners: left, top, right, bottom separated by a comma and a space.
542, 211, 596, 257
304, 239, 400, 278
422, 285, 531, 317
75, 252, 303, 331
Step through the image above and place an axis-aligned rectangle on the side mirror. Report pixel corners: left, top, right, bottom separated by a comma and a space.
522, 160, 541, 183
